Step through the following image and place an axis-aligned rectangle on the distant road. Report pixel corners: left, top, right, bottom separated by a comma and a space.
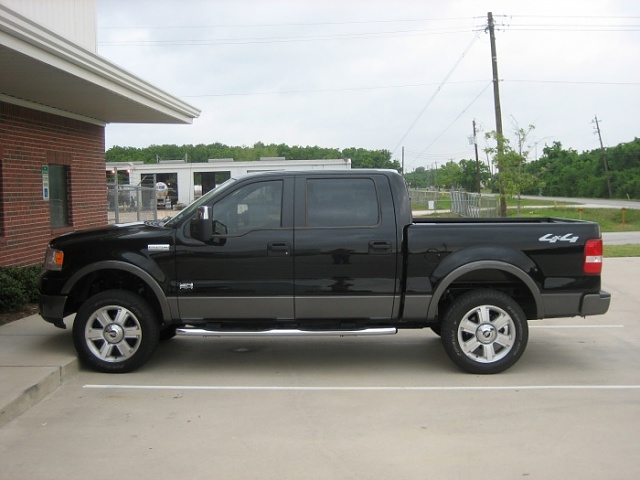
520, 195, 640, 210
602, 232, 640, 245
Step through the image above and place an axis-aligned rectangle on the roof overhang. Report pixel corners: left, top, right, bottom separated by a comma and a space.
0, 4, 200, 125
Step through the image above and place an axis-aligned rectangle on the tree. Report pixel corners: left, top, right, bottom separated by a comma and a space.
458, 159, 491, 192
437, 161, 462, 189
342, 147, 400, 171
485, 120, 538, 216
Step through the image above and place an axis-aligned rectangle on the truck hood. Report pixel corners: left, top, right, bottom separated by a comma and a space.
50, 222, 173, 250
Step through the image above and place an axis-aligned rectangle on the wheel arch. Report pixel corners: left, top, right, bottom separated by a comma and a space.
427, 260, 544, 321
61, 260, 173, 322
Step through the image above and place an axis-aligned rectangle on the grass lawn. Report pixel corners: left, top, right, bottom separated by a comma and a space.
509, 206, 640, 232
604, 244, 640, 257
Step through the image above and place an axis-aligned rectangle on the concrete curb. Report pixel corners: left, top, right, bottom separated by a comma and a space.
0, 314, 79, 428
0, 358, 79, 428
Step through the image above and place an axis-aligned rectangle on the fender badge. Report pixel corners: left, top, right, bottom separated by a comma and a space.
148, 244, 170, 251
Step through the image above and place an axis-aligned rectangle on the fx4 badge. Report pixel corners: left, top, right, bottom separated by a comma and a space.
539, 233, 579, 244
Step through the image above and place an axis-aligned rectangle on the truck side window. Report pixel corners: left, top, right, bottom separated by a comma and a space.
306, 178, 379, 227
212, 180, 283, 234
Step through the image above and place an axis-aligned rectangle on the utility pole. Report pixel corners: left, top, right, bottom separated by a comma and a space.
401, 146, 405, 175
487, 12, 506, 216
473, 119, 481, 194
593, 115, 613, 198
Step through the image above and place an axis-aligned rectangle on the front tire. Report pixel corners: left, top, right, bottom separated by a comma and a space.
72, 290, 160, 373
441, 289, 528, 374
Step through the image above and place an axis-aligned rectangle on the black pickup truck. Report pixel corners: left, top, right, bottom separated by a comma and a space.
39, 169, 610, 374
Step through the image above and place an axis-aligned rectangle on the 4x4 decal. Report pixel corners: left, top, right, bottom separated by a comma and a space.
539, 233, 579, 244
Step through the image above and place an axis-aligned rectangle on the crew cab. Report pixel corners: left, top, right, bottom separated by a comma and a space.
39, 170, 610, 374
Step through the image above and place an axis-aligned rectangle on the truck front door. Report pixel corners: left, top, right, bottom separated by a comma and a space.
175, 177, 294, 321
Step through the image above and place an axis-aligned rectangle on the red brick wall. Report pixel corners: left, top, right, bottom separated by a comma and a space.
0, 102, 107, 266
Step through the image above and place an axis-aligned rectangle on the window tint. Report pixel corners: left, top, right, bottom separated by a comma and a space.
49, 165, 69, 228
306, 178, 379, 227
212, 180, 283, 234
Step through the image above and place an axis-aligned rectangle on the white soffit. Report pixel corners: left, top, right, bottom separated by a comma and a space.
0, 4, 200, 124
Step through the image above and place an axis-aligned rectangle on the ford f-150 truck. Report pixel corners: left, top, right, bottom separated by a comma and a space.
39, 170, 610, 374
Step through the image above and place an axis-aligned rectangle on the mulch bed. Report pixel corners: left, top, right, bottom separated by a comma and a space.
0, 304, 39, 326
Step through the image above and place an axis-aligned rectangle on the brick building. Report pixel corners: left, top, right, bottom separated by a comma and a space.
0, 1, 199, 266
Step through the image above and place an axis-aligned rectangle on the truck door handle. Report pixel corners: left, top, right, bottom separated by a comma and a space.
268, 242, 291, 256
369, 241, 392, 254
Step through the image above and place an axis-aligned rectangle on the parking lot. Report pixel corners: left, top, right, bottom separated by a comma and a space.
1, 258, 639, 480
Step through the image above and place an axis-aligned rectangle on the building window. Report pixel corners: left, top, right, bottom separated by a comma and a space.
49, 164, 69, 228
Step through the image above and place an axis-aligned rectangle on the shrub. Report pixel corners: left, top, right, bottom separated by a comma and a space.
0, 270, 28, 312
0, 265, 42, 312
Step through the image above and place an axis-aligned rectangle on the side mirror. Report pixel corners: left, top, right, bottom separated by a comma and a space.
190, 206, 213, 241
213, 220, 227, 236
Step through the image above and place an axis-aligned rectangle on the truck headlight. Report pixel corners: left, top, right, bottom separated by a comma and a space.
44, 246, 64, 271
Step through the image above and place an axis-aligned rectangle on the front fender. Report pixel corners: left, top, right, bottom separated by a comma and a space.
62, 260, 173, 321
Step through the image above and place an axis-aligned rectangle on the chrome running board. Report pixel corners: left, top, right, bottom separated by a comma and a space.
176, 327, 397, 337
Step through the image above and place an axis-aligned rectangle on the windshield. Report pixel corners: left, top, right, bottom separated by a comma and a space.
163, 177, 238, 228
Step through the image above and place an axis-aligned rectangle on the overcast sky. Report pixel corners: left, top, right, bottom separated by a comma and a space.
96, 0, 640, 171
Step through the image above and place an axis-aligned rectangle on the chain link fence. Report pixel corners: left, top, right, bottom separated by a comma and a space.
409, 189, 499, 217
408, 189, 446, 212
450, 191, 499, 217
107, 184, 158, 224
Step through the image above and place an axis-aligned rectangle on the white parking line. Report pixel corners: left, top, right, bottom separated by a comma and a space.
84, 384, 640, 392
530, 325, 623, 328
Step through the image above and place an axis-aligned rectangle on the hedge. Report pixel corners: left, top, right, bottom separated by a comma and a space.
0, 265, 42, 313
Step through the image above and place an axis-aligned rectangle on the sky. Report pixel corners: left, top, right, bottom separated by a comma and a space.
96, 0, 640, 171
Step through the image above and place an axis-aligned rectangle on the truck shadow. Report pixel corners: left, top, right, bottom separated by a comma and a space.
146, 332, 458, 378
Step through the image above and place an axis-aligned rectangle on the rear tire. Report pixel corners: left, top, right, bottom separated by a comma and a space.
72, 290, 160, 373
441, 289, 528, 374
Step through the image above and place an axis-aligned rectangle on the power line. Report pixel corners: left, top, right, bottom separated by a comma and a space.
391, 32, 481, 155
98, 27, 474, 47
506, 79, 640, 87
180, 80, 490, 98
417, 81, 493, 157
98, 16, 476, 30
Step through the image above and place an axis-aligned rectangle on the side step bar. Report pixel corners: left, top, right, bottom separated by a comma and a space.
176, 327, 398, 337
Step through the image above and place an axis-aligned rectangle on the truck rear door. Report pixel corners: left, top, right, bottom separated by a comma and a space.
293, 173, 400, 322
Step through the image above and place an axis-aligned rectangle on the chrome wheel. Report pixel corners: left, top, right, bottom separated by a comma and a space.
441, 289, 528, 374
457, 304, 516, 364
73, 290, 160, 373
84, 305, 143, 362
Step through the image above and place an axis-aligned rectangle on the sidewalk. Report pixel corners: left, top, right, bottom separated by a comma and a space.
0, 314, 78, 428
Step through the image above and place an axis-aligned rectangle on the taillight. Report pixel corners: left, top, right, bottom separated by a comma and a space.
584, 239, 603, 274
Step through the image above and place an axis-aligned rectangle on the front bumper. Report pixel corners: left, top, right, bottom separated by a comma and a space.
39, 294, 68, 329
